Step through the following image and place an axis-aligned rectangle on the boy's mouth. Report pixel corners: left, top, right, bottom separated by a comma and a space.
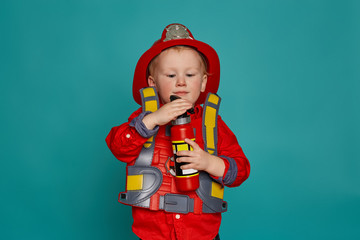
173, 91, 189, 96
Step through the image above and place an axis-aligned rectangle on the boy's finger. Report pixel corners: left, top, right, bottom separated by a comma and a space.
176, 157, 192, 163
172, 105, 192, 112
171, 98, 192, 105
176, 150, 193, 157
184, 138, 200, 149
181, 163, 197, 170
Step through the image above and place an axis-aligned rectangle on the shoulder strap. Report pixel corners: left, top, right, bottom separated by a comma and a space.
197, 93, 227, 213
134, 87, 160, 166
202, 93, 221, 155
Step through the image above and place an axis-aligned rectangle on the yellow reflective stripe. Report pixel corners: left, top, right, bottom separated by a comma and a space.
211, 181, 224, 199
145, 100, 158, 113
143, 87, 156, 97
176, 172, 199, 178
126, 175, 143, 190
208, 94, 219, 105
143, 136, 154, 148
172, 138, 195, 144
204, 106, 216, 152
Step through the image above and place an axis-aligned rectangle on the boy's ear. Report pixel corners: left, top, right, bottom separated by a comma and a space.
148, 76, 156, 88
200, 75, 208, 92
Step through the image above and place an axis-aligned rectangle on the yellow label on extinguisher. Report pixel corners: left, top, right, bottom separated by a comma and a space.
172, 138, 197, 176
172, 138, 195, 154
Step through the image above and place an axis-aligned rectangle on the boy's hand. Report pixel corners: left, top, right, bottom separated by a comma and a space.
176, 138, 225, 177
142, 99, 192, 129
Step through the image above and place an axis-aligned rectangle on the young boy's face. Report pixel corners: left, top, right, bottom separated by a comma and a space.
147, 48, 207, 105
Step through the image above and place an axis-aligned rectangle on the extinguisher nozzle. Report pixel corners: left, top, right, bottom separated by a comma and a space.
170, 95, 181, 102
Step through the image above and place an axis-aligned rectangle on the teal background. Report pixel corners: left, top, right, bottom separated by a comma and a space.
1, 0, 359, 239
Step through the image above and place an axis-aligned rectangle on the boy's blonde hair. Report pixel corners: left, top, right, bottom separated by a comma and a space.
147, 46, 208, 77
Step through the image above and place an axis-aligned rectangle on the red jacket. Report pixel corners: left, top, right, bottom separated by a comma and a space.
106, 105, 250, 240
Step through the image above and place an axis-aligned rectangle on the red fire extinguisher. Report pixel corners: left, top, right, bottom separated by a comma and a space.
170, 95, 199, 192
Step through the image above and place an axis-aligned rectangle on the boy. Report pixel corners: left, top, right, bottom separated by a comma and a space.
106, 23, 250, 240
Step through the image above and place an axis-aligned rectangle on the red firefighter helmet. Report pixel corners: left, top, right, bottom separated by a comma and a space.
132, 23, 220, 105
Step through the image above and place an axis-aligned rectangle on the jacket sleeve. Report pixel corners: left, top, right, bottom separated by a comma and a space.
216, 116, 250, 188
105, 108, 158, 164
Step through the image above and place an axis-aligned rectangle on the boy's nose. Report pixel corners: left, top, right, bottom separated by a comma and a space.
176, 76, 186, 86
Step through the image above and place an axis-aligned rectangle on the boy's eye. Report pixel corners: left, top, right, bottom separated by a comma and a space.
186, 74, 195, 77
167, 74, 176, 78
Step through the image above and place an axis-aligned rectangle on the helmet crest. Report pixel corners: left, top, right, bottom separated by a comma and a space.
164, 24, 193, 41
